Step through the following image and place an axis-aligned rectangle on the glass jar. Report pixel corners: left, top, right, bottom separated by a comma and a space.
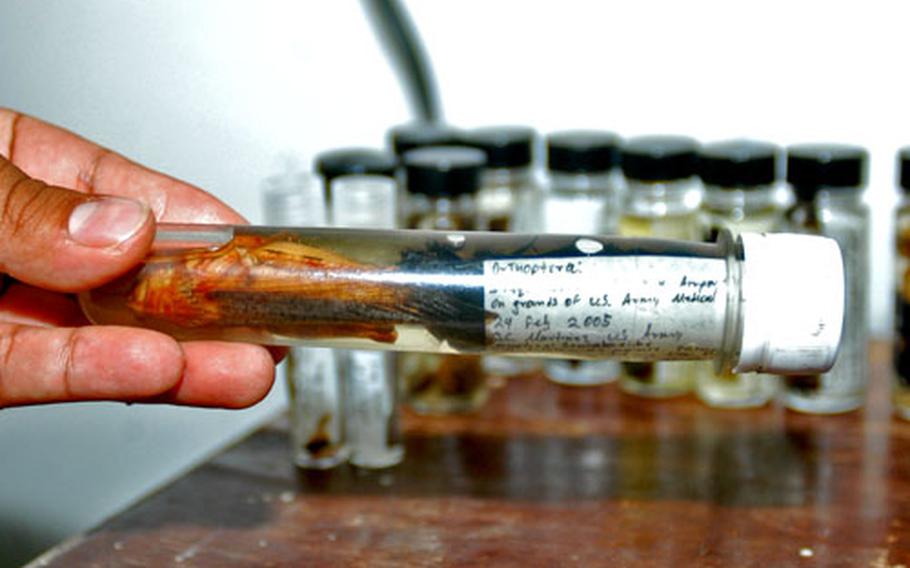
330, 174, 403, 468
314, 147, 397, 205
387, 122, 464, 226
465, 126, 541, 376
462, 126, 538, 232
538, 130, 623, 386
618, 135, 703, 398
402, 146, 481, 231
399, 146, 489, 413
782, 143, 870, 414
694, 140, 783, 408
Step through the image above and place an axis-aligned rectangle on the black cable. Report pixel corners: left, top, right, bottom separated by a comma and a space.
360, 0, 442, 122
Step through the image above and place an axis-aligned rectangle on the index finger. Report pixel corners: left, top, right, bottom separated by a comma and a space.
0, 109, 246, 224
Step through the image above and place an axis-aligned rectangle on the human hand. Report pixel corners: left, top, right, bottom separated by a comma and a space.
0, 109, 275, 408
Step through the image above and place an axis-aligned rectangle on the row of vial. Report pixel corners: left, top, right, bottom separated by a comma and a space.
321, 124, 869, 415
264, 123, 875, 469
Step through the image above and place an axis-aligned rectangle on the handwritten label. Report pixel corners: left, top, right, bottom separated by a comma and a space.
484, 256, 728, 360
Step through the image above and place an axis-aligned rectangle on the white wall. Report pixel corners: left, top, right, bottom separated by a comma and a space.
0, 0, 906, 564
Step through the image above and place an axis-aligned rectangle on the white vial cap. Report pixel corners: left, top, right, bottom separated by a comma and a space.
735, 232, 844, 374
330, 174, 397, 230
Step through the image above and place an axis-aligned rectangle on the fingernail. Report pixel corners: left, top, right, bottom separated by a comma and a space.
68, 197, 150, 248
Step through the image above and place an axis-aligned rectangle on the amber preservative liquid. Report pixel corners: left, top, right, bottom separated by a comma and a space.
534, 130, 623, 386
617, 135, 704, 398
463, 126, 542, 377
397, 146, 489, 414
80, 222, 846, 390
694, 140, 785, 408
330, 174, 403, 468
894, 148, 910, 419
782, 144, 869, 414
261, 167, 348, 469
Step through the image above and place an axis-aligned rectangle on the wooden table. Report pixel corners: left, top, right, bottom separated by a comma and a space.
30, 343, 910, 567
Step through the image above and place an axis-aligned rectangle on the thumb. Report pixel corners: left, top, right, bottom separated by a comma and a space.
0, 156, 154, 291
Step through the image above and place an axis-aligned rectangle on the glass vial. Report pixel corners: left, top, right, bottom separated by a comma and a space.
399, 146, 489, 413
782, 144, 869, 414
463, 125, 537, 232
618, 135, 703, 398
331, 174, 404, 468
387, 122, 464, 227
402, 146, 481, 231
465, 126, 542, 376
539, 131, 623, 386
262, 167, 348, 468
895, 148, 910, 419
694, 140, 783, 408
314, 147, 397, 205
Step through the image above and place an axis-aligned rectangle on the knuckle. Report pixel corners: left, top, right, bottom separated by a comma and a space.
77, 148, 113, 194
59, 328, 82, 400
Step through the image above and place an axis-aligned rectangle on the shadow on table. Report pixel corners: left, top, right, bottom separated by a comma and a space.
294, 425, 829, 509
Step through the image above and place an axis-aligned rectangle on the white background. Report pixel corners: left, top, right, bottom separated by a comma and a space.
1, 1, 907, 564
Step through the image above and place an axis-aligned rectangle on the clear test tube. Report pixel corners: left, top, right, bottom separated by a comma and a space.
331, 174, 404, 469
262, 168, 348, 469
81, 227, 844, 381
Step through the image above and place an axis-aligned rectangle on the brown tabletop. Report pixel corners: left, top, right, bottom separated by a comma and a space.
30, 342, 910, 567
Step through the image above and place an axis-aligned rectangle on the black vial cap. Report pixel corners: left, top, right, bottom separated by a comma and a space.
404, 146, 486, 197
899, 147, 910, 192
621, 135, 700, 182
786, 144, 867, 199
699, 139, 780, 188
388, 122, 464, 157
461, 126, 536, 168
546, 130, 621, 174
314, 148, 398, 183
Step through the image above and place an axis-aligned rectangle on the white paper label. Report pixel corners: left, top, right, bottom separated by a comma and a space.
483, 255, 728, 360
